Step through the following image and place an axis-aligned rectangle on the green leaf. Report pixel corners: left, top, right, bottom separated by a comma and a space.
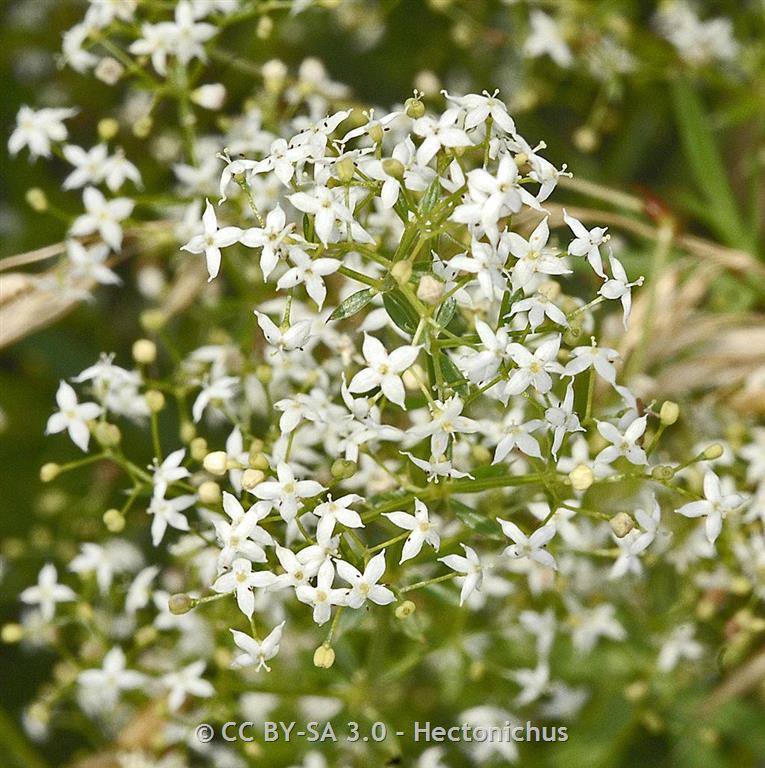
439, 351, 469, 395
419, 175, 442, 215
435, 298, 456, 329
451, 499, 502, 539
328, 288, 376, 321
383, 289, 418, 334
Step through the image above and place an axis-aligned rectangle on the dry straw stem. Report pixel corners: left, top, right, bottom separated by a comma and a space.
700, 646, 765, 717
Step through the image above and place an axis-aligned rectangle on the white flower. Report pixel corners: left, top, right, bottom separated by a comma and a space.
503, 336, 563, 397
212, 557, 275, 618
458, 318, 509, 385
20, 564, 76, 622
599, 255, 644, 328
498, 519, 557, 569
69, 187, 134, 251
78, 648, 144, 710
9, 106, 77, 160
511, 662, 550, 706
657, 623, 703, 672
69, 543, 118, 594
214, 493, 273, 568
439, 545, 483, 605
401, 452, 473, 483
240, 205, 292, 280
66, 240, 122, 286
492, 411, 545, 463
162, 661, 213, 713
524, 10, 573, 67
254, 462, 324, 522
383, 499, 440, 563
567, 601, 626, 653
459, 154, 523, 231
254, 312, 312, 353
409, 396, 479, 457
412, 108, 472, 166
276, 247, 340, 310
62, 144, 108, 189
445, 89, 517, 134
125, 566, 160, 615
544, 384, 582, 459
230, 621, 286, 672
150, 448, 190, 499
268, 544, 320, 590
510, 291, 568, 331
563, 209, 609, 278
676, 470, 745, 544
45, 380, 101, 452
449, 239, 507, 300
313, 493, 364, 543
347, 334, 420, 409
181, 200, 243, 281
191, 375, 239, 422
595, 416, 648, 467
335, 552, 395, 609
289, 185, 372, 246
295, 559, 348, 625
503, 218, 571, 292
147, 494, 196, 546
564, 342, 620, 384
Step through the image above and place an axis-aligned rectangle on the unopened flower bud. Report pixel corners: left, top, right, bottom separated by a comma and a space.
191, 83, 226, 111
140, 309, 167, 332
242, 468, 265, 491
39, 463, 60, 483
198, 481, 221, 505
368, 123, 384, 145
382, 158, 405, 179
624, 680, 648, 702
190, 437, 208, 461
2, 623, 24, 643
256, 15, 273, 38
568, 464, 594, 491
97, 118, 119, 141
168, 593, 195, 615
416, 274, 444, 305
132, 115, 153, 139
471, 444, 492, 464
203, 451, 229, 476
573, 126, 599, 153
702, 443, 724, 460
262, 58, 287, 94
248, 451, 270, 471
145, 390, 165, 413
395, 600, 416, 619
405, 96, 425, 119
180, 421, 196, 443
135, 625, 157, 647
610, 512, 635, 538
132, 338, 157, 364
331, 458, 357, 480
26, 188, 48, 212
255, 364, 272, 384
391, 260, 412, 285
94, 422, 121, 448
335, 157, 355, 182
95, 56, 124, 85
659, 401, 679, 426
313, 643, 335, 668
103, 508, 125, 533
651, 464, 675, 481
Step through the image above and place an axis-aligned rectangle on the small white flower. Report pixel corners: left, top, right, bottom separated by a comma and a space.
69, 187, 134, 251
162, 660, 213, 713
563, 209, 609, 278
439, 545, 483, 605
409, 396, 479, 456
383, 499, 440, 563
9, 106, 77, 160
45, 381, 101, 452
335, 552, 395, 609
595, 416, 648, 467
254, 312, 312, 353
676, 470, 745, 544
20, 564, 76, 622
599, 255, 644, 328
78, 648, 144, 710
254, 462, 324, 522
150, 448, 190, 499
295, 559, 348, 625
181, 200, 243, 281
147, 494, 196, 546
313, 493, 364, 543
498, 519, 557, 570
276, 247, 340, 310
230, 621, 286, 671
212, 557, 275, 618
503, 336, 563, 398
240, 205, 292, 280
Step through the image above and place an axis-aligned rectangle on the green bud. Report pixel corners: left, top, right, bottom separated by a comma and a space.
659, 401, 679, 426
651, 465, 675, 482
331, 458, 357, 480
405, 97, 425, 119
168, 593, 195, 615
382, 158, 406, 179
94, 422, 121, 448
39, 463, 60, 483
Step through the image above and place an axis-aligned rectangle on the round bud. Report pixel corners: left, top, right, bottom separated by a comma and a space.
395, 600, 416, 619
132, 115, 153, 139
256, 15, 273, 38
659, 401, 679, 426
135, 626, 158, 647
140, 309, 167, 333
248, 452, 270, 471
405, 97, 425, 119
168, 593, 195, 615
702, 443, 724, 460
624, 680, 648, 702
241, 469, 265, 491
190, 437, 208, 461
191, 83, 226, 111
470, 445, 492, 465
568, 464, 594, 492
331, 459, 357, 480
203, 451, 229, 476
262, 58, 287, 94
95, 57, 124, 85
391, 260, 413, 285
180, 421, 196, 444
368, 123, 384, 145
313, 643, 336, 669
382, 158, 406, 179
103, 508, 125, 533
255, 364, 273, 384
145, 390, 165, 413
335, 157, 355, 182
132, 338, 157, 365
573, 126, 599, 153
1, 623, 24, 643
610, 512, 635, 538
94, 422, 121, 448
97, 118, 119, 141
25, 188, 48, 212
651, 465, 675, 482
39, 463, 60, 483
198, 481, 221, 505
416, 274, 444, 305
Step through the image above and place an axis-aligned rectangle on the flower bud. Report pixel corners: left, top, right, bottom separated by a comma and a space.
335, 158, 355, 182
203, 451, 229, 476
395, 600, 416, 619
94, 422, 121, 448
135, 626, 158, 647
313, 643, 335, 669
405, 97, 425, 119
248, 451, 270, 471
573, 126, 599, 153
568, 464, 594, 491
140, 309, 167, 332
659, 401, 679, 426
624, 680, 648, 703
180, 422, 196, 443
416, 274, 444, 305
382, 158, 405, 179
702, 443, 724, 460
198, 481, 221, 505
190, 437, 208, 461
103, 508, 125, 533
2, 623, 24, 643
241, 469, 265, 491
256, 15, 273, 38
368, 122, 385, 145
39, 463, 60, 483
95, 57, 124, 85
97, 118, 119, 141
651, 465, 675, 482
471, 444, 492, 465
610, 512, 634, 538
25, 188, 48, 212
255, 364, 273, 384
391, 260, 413, 285
191, 83, 226, 111
132, 338, 157, 365
168, 593, 195, 615
262, 59, 287, 94
331, 459, 357, 480
145, 390, 165, 413
132, 115, 153, 139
